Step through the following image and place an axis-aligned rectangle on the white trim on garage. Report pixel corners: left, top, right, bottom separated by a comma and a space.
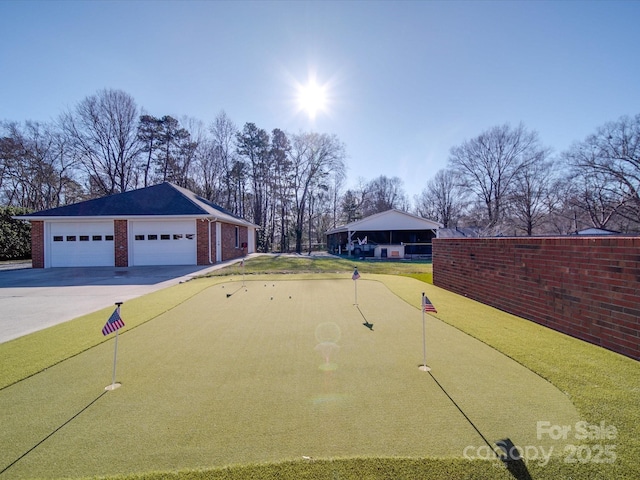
247, 227, 255, 254
47, 221, 115, 267
129, 219, 197, 266
215, 222, 222, 262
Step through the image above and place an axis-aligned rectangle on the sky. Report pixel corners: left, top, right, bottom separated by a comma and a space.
1, 0, 640, 203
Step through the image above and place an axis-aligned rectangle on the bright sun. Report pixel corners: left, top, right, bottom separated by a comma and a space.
297, 79, 327, 120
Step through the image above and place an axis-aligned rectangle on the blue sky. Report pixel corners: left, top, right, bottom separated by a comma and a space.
1, 0, 639, 201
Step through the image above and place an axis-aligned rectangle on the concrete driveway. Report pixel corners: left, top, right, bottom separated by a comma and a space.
0, 261, 241, 344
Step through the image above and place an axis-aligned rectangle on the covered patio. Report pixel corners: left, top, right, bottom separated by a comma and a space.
326, 209, 441, 259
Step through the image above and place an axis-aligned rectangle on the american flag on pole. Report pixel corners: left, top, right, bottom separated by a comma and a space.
352, 268, 360, 280
423, 294, 437, 313
102, 308, 125, 336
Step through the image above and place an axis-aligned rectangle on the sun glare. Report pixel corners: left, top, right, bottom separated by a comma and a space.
296, 79, 328, 120
284, 67, 340, 122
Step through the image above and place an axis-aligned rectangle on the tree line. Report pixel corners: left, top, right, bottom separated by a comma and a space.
0, 88, 414, 253
2, 88, 639, 256
416, 118, 640, 235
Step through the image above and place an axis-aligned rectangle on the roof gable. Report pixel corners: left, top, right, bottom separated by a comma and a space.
328, 209, 441, 233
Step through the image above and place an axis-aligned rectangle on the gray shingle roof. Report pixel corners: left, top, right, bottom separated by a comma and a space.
326, 209, 441, 234
18, 182, 256, 227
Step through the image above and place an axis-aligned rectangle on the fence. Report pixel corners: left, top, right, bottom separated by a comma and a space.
433, 236, 640, 360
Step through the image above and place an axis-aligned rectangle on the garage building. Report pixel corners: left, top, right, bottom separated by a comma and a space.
16, 182, 258, 268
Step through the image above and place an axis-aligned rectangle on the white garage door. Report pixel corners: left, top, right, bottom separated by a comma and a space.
49, 222, 115, 267
130, 220, 197, 266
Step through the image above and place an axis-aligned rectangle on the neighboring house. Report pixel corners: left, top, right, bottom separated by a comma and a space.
326, 209, 442, 259
437, 227, 481, 238
575, 228, 620, 235
14, 182, 258, 268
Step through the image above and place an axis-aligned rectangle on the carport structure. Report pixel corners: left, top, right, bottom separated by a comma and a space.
15, 182, 258, 268
326, 209, 441, 258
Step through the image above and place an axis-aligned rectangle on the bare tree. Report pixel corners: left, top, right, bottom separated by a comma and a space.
191, 111, 241, 208
362, 175, 409, 215
449, 123, 545, 232
237, 123, 271, 250
327, 166, 346, 229
507, 153, 555, 235
206, 111, 238, 208
269, 128, 293, 252
63, 88, 141, 195
175, 116, 206, 191
289, 132, 346, 254
340, 177, 370, 223
0, 121, 81, 209
563, 113, 640, 228
414, 169, 466, 227
570, 168, 626, 230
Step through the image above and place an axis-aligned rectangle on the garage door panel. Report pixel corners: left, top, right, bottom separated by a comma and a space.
49, 222, 114, 267
130, 220, 196, 266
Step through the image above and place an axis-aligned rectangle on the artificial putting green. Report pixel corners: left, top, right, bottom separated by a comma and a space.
0, 277, 579, 479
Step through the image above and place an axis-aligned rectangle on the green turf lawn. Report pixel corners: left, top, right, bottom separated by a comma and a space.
0, 256, 638, 479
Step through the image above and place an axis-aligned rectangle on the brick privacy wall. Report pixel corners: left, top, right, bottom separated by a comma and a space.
114, 220, 128, 267
433, 237, 640, 360
31, 221, 44, 268
221, 223, 247, 261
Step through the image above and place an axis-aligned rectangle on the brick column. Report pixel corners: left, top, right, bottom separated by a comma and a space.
114, 220, 128, 267
31, 221, 44, 268
196, 219, 211, 265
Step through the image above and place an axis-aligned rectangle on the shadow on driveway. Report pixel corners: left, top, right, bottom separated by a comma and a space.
0, 265, 217, 288
0, 262, 242, 344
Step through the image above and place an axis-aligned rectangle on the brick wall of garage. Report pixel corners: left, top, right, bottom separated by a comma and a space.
221, 223, 247, 261
433, 236, 640, 360
31, 221, 44, 268
30, 218, 248, 268
196, 219, 211, 265
196, 221, 247, 264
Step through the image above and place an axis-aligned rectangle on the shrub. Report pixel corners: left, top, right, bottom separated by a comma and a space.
0, 206, 31, 260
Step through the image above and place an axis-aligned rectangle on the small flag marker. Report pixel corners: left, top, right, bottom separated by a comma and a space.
419, 292, 436, 372
103, 302, 124, 390
352, 267, 360, 305
423, 293, 437, 313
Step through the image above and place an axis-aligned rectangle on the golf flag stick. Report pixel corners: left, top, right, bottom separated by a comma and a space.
352, 267, 360, 305
420, 292, 431, 372
110, 302, 122, 390
111, 329, 119, 389
354, 277, 358, 305
103, 302, 125, 391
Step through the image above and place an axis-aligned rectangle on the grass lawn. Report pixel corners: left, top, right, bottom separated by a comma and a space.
0, 255, 638, 479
